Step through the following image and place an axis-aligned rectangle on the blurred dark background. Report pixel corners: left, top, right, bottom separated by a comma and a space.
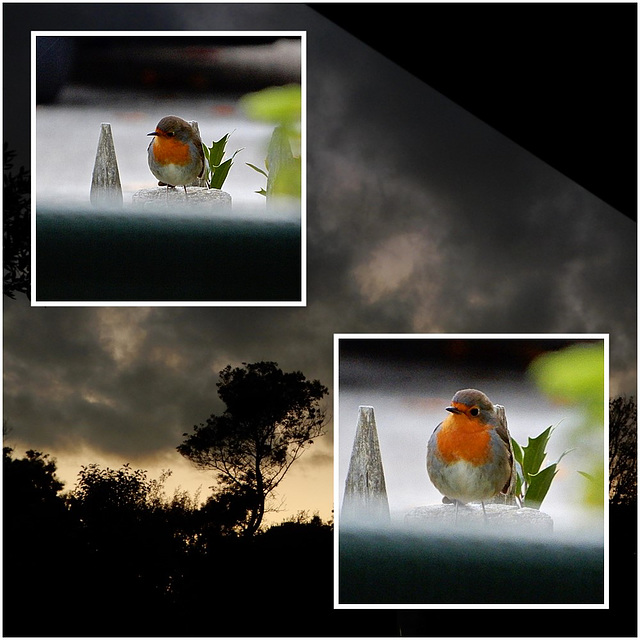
339, 337, 596, 374
36, 34, 302, 104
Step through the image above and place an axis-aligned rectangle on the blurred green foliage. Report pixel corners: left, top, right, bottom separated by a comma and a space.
529, 342, 605, 424
241, 84, 301, 126
241, 84, 301, 201
528, 342, 605, 508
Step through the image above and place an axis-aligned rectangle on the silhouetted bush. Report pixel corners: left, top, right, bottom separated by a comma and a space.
3, 448, 77, 636
3, 145, 31, 299
3, 448, 397, 637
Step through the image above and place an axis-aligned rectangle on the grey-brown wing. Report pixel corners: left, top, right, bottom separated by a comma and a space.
494, 404, 517, 500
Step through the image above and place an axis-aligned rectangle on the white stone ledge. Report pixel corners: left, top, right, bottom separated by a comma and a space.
132, 187, 232, 210
404, 503, 554, 533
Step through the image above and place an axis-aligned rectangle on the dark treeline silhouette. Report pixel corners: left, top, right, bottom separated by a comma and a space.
3, 447, 398, 636
4, 396, 635, 636
3, 361, 398, 636
3, 144, 30, 300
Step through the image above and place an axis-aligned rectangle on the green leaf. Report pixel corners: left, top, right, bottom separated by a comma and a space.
209, 158, 233, 190
265, 126, 301, 198
201, 134, 243, 190
208, 134, 230, 167
246, 163, 269, 178
511, 436, 524, 467
523, 463, 558, 509
556, 447, 574, 465
270, 161, 301, 198
522, 425, 553, 481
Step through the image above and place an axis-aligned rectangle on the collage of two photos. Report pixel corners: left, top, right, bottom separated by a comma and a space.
4, 6, 636, 637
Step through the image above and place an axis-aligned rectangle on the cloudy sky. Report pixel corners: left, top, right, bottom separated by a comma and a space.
3, 4, 636, 524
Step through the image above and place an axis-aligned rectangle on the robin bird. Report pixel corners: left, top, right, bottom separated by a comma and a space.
147, 115, 206, 196
427, 389, 516, 520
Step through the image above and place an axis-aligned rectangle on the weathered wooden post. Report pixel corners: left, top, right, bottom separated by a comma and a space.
90, 123, 123, 209
341, 405, 390, 525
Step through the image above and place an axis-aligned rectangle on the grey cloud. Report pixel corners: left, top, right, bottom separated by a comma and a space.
304, 23, 635, 389
3, 301, 338, 460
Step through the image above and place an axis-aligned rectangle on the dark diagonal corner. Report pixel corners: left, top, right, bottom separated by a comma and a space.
309, 3, 637, 222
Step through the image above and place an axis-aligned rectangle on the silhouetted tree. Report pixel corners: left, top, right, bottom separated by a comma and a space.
66, 462, 197, 629
178, 361, 329, 536
70, 462, 154, 525
3, 145, 30, 299
3, 447, 68, 543
610, 395, 636, 504
3, 448, 74, 636
196, 485, 260, 539
3, 447, 64, 512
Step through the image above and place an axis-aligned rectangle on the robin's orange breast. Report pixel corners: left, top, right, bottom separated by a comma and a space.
151, 136, 193, 166
435, 416, 491, 466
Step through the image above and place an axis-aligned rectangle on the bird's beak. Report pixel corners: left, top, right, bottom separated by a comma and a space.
446, 406, 462, 414
147, 131, 157, 137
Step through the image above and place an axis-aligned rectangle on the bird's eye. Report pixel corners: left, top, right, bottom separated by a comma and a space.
167, 131, 175, 137
470, 407, 479, 416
